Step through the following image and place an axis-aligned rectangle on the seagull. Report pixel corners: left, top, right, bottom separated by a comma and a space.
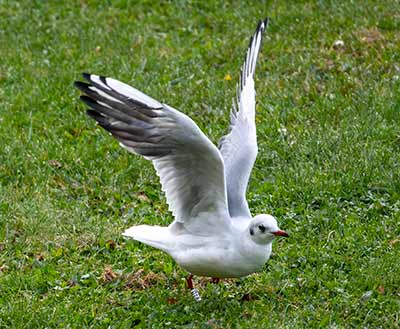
74, 17, 288, 301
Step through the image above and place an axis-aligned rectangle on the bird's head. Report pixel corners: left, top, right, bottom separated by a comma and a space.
248, 214, 289, 244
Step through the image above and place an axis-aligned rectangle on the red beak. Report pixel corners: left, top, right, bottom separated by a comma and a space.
273, 230, 289, 237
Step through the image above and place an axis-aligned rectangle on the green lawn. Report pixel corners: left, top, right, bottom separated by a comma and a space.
1, 1, 399, 328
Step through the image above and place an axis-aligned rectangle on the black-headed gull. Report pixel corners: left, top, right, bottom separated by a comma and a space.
75, 18, 288, 301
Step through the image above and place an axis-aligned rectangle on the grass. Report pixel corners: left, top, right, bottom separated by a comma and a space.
1, 0, 399, 327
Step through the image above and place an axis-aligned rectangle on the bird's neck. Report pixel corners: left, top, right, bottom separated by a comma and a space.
237, 231, 272, 261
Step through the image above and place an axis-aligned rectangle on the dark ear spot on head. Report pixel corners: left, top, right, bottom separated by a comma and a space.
250, 228, 254, 236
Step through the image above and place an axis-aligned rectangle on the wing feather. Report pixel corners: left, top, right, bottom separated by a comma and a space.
219, 18, 269, 219
75, 74, 231, 234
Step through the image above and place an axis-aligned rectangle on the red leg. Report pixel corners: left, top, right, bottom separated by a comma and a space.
186, 274, 194, 290
211, 277, 220, 284
186, 274, 201, 301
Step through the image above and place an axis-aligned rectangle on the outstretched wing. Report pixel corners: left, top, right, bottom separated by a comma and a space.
75, 74, 231, 234
219, 18, 268, 219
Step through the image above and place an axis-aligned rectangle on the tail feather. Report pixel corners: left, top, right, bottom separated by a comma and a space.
123, 225, 173, 252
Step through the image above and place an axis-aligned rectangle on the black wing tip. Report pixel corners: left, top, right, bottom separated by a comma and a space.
247, 34, 254, 50
86, 109, 111, 129
256, 17, 269, 34
79, 95, 97, 108
86, 109, 100, 119
248, 17, 269, 49
82, 72, 109, 87
74, 80, 91, 92
99, 75, 107, 85
82, 72, 92, 81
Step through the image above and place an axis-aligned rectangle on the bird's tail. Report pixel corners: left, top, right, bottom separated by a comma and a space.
122, 225, 173, 252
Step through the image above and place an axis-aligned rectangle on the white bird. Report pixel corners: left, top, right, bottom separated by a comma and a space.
75, 18, 288, 301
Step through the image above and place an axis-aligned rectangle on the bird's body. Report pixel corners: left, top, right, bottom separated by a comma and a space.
75, 18, 288, 294
173, 237, 272, 278
124, 222, 272, 278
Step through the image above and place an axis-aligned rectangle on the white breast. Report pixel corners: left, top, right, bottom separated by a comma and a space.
171, 235, 272, 278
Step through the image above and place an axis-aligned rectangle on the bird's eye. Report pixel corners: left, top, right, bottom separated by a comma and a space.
258, 224, 266, 233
